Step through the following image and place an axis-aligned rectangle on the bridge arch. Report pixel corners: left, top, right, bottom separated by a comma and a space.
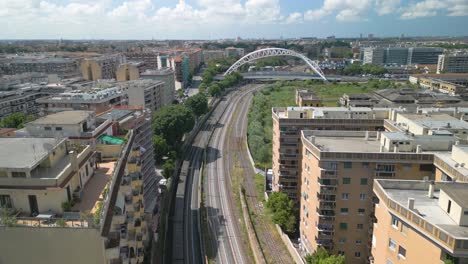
223, 47, 327, 81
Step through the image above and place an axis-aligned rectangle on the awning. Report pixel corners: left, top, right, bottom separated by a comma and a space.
98, 135, 125, 145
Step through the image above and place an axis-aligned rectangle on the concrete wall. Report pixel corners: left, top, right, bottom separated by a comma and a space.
439, 189, 468, 226
0, 227, 105, 264
0, 187, 68, 215
97, 144, 122, 160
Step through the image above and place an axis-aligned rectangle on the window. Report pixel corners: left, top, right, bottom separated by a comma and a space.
339, 223, 348, 230
398, 246, 406, 258
0, 195, 12, 208
55, 127, 63, 131
360, 178, 368, 185
338, 238, 346, 244
11, 171, 26, 178
342, 193, 349, 200
401, 223, 409, 235
356, 240, 362, 245
340, 208, 349, 215
388, 238, 396, 251
337, 251, 345, 256
358, 208, 365, 215
342, 178, 351, 184
362, 162, 369, 168
360, 193, 367, 200
344, 162, 352, 169
44, 127, 51, 131
355, 252, 361, 258
357, 224, 364, 230
448, 200, 452, 214
391, 216, 399, 228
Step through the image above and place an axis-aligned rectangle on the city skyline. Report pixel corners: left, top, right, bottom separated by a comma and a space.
1, 0, 468, 39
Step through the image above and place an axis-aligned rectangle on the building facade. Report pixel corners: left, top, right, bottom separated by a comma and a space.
80, 55, 126, 81
438, 53, 468, 74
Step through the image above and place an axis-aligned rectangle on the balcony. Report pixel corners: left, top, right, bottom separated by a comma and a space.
317, 208, 335, 218
320, 169, 337, 179
319, 201, 336, 210
318, 186, 337, 195
316, 224, 334, 232
318, 179, 338, 187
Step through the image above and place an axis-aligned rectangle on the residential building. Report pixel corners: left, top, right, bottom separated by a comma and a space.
118, 80, 168, 111
36, 87, 127, 114
116, 62, 147, 82
140, 68, 175, 105
0, 120, 154, 263
124, 52, 159, 68
203, 50, 225, 62
438, 53, 468, 74
225, 47, 245, 58
0, 83, 68, 118
296, 89, 323, 107
433, 144, 468, 182
22, 110, 113, 144
0, 72, 48, 89
80, 54, 126, 81
340, 94, 377, 108
393, 113, 468, 139
272, 106, 391, 200
0, 57, 78, 76
362, 47, 443, 66
299, 130, 456, 263
418, 77, 468, 98
371, 179, 468, 264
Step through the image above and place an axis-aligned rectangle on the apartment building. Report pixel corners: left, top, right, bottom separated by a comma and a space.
203, 50, 225, 62
438, 53, 468, 74
0, 57, 78, 76
299, 130, 457, 263
225, 47, 245, 58
296, 89, 323, 107
124, 52, 158, 68
80, 54, 126, 81
362, 47, 443, 65
372, 179, 468, 264
118, 80, 168, 111
340, 94, 377, 108
0, 127, 153, 263
393, 113, 468, 139
418, 76, 468, 98
22, 110, 113, 145
0, 72, 48, 89
0, 83, 68, 118
433, 145, 468, 182
272, 107, 391, 200
36, 87, 126, 114
116, 62, 147, 82
140, 68, 175, 105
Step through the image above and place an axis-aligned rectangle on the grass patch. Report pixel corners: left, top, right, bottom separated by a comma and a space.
247, 79, 416, 167
254, 174, 266, 201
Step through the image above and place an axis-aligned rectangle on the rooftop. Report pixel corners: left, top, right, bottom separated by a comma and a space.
309, 132, 382, 153
377, 180, 468, 238
0, 138, 62, 169
29, 111, 93, 125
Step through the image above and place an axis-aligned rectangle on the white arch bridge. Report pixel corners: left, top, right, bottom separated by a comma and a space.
223, 47, 327, 81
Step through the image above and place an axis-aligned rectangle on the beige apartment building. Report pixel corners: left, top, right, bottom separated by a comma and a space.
372, 179, 468, 264
118, 80, 168, 111
116, 62, 146, 82
80, 54, 125, 81
272, 107, 392, 200
0, 128, 151, 264
299, 130, 454, 263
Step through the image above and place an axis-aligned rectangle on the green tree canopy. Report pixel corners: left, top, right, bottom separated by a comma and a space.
305, 247, 345, 264
153, 135, 169, 162
0, 112, 35, 128
266, 192, 297, 234
185, 93, 209, 117
152, 105, 195, 146
208, 83, 222, 97
162, 159, 175, 178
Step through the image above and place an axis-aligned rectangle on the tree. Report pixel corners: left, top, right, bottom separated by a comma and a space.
152, 105, 195, 146
266, 192, 297, 234
305, 247, 345, 264
208, 83, 222, 97
342, 63, 363, 76
0, 112, 35, 128
185, 93, 208, 117
162, 159, 175, 178
153, 135, 169, 163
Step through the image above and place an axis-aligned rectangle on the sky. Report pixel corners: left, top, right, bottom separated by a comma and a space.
1, 0, 468, 39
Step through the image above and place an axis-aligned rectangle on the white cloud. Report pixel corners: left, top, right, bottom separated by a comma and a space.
304, 0, 372, 22
375, 0, 400, 15
284, 12, 303, 24
400, 0, 468, 19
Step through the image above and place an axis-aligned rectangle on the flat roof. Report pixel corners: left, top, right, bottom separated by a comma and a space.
97, 109, 134, 122
0, 138, 61, 169
29, 111, 93, 125
382, 181, 468, 238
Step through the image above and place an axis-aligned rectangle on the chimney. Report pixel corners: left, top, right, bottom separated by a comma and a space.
428, 181, 435, 198
416, 145, 422, 153
408, 198, 415, 210
69, 151, 78, 171
365, 131, 369, 140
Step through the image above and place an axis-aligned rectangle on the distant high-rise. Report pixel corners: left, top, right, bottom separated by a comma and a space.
437, 53, 468, 73
362, 47, 443, 65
